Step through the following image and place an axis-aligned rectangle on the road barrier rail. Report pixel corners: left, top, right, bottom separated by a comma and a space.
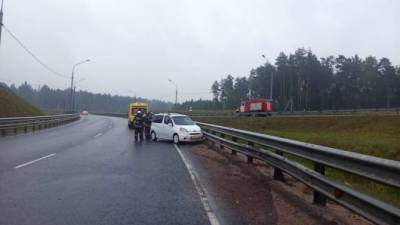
0, 113, 81, 136
91, 112, 127, 118
181, 107, 400, 118
196, 122, 400, 225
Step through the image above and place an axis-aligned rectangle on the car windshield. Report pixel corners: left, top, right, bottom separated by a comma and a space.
172, 116, 194, 125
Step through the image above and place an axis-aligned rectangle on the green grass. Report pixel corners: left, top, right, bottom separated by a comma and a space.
0, 87, 44, 117
196, 115, 400, 206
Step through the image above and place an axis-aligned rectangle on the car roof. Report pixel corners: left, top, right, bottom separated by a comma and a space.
154, 113, 187, 117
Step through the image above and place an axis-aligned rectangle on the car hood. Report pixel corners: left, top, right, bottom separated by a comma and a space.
176, 125, 202, 132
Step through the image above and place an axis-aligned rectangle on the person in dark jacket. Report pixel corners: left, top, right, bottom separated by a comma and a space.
134, 111, 145, 141
144, 112, 152, 140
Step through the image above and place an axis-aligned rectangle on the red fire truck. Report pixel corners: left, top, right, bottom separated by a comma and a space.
236, 99, 273, 116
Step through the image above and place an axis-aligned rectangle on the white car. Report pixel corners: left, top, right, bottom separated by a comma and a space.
150, 113, 203, 144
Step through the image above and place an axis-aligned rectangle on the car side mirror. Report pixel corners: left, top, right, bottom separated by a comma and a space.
168, 122, 173, 127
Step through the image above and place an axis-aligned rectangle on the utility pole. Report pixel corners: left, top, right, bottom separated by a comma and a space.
175, 88, 178, 111
0, 0, 4, 46
270, 70, 274, 100
168, 79, 178, 112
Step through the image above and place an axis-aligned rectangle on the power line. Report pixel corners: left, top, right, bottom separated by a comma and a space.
1, 24, 68, 79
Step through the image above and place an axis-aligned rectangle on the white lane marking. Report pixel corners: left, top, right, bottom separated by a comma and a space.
174, 144, 220, 225
94, 132, 103, 138
14, 153, 56, 169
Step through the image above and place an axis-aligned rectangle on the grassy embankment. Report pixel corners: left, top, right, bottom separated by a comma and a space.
0, 87, 45, 134
0, 87, 44, 117
196, 115, 400, 207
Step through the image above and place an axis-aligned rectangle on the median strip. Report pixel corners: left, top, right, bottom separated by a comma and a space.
14, 153, 56, 169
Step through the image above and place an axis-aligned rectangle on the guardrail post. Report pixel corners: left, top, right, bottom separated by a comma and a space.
14, 127, 17, 134
231, 137, 237, 155
220, 133, 225, 149
273, 151, 285, 181
1, 129, 6, 136
313, 163, 327, 206
211, 131, 217, 145
24, 126, 27, 133
247, 141, 254, 163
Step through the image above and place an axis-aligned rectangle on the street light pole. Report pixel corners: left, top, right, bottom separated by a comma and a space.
72, 78, 85, 112
0, 0, 5, 46
168, 79, 178, 112
70, 59, 90, 112
262, 54, 273, 101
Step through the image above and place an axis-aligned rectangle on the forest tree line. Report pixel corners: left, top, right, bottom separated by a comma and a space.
1, 82, 173, 113
181, 48, 400, 111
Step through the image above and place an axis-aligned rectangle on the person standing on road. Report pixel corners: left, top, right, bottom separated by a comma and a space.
144, 112, 152, 140
133, 110, 145, 142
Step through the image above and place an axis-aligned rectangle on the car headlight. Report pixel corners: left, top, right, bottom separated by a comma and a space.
179, 128, 188, 133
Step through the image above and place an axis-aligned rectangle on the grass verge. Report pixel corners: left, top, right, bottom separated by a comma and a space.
196, 115, 400, 207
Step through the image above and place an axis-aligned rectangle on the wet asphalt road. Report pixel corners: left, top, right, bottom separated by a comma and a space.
0, 115, 210, 225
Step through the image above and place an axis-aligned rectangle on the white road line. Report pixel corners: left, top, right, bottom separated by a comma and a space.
94, 132, 103, 138
14, 153, 56, 169
174, 144, 220, 225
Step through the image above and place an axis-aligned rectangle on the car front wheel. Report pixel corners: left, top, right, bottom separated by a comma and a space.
173, 134, 179, 144
151, 131, 157, 141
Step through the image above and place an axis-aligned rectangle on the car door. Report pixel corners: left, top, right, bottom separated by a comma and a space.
162, 116, 173, 140
151, 115, 163, 138
157, 115, 167, 139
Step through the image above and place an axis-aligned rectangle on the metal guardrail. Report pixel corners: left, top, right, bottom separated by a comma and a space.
272, 107, 400, 117
196, 122, 400, 225
91, 112, 127, 118
0, 113, 81, 136
182, 107, 400, 118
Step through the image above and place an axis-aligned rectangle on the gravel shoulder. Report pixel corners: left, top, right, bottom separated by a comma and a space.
182, 142, 373, 225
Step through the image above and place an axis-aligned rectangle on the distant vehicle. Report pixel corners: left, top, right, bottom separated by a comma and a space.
128, 102, 149, 129
236, 99, 273, 116
150, 113, 203, 144
81, 110, 89, 115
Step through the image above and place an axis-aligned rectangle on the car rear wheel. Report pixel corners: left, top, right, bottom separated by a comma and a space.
151, 131, 157, 141
173, 134, 179, 144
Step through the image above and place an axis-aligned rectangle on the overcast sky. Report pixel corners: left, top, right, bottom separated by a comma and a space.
0, 0, 399, 102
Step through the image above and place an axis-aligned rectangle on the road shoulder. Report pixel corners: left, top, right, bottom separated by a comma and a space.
180, 142, 372, 225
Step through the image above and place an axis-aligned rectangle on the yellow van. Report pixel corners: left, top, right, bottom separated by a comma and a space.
128, 102, 149, 129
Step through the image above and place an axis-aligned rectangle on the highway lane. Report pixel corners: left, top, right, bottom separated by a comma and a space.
0, 115, 210, 225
